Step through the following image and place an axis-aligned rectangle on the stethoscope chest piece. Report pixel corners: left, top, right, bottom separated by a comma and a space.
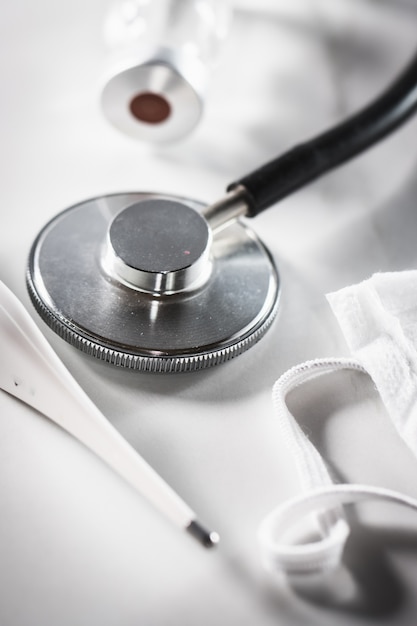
27, 193, 280, 372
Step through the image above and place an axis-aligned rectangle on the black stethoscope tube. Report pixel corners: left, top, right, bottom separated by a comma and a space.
228, 49, 417, 217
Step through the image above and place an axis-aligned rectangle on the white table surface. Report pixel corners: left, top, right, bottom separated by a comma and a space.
2, 1, 417, 624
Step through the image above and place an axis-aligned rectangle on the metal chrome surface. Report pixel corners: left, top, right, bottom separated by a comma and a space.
27, 192, 280, 372
105, 199, 212, 293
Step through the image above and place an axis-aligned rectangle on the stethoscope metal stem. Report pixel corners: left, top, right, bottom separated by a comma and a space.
202, 186, 250, 231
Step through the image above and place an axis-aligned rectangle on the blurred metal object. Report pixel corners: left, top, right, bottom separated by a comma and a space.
101, 46, 205, 143
100, 0, 231, 143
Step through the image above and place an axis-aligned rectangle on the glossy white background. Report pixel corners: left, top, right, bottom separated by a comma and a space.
1, 1, 417, 624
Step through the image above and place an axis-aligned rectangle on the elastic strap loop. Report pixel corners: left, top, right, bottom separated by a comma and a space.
259, 358, 417, 575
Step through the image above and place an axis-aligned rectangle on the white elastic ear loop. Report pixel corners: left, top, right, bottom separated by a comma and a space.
258, 358, 417, 576
272, 358, 366, 493
258, 483, 417, 575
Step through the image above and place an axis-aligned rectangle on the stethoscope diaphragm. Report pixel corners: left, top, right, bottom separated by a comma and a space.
27, 192, 280, 373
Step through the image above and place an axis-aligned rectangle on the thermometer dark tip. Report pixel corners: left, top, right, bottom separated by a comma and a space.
187, 520, 220, 548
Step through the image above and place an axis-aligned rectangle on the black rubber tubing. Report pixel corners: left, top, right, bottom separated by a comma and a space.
227, 48, 417, 216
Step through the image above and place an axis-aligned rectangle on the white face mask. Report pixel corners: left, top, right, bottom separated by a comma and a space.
258, 271, 417, 577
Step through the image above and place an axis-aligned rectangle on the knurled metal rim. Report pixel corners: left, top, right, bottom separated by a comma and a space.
26, 269, 280, 373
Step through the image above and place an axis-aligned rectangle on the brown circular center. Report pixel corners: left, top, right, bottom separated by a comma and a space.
129, 92, 171, 124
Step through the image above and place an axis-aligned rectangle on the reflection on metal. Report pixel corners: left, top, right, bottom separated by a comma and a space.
27, 192, 280, 373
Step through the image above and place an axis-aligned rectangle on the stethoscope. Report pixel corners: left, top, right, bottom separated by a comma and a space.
27, 49, 417, 373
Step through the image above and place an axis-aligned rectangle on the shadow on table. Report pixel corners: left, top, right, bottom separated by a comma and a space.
288, 521, 417, 620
